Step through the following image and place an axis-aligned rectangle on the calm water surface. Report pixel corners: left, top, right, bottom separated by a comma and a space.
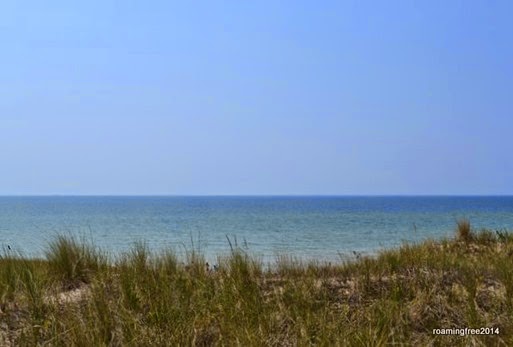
1, 196, 512, 262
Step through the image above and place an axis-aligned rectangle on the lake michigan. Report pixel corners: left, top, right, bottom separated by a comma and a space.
1, 196, 512, 262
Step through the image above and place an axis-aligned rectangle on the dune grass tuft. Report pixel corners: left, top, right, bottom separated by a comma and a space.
45, 234, 107, 289
456, 218, 473, 242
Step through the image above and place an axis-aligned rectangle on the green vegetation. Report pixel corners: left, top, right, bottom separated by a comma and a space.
1, 222, 513, 346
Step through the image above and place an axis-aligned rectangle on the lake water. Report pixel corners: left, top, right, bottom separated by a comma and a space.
1, 196, 512, 262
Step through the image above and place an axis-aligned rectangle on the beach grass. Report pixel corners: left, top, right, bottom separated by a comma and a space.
1, 222, 512, 346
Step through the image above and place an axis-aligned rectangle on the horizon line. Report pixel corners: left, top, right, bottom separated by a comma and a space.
1, 194, 512, 198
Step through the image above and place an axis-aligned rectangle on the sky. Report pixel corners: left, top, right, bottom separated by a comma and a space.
0, 1, 512, 195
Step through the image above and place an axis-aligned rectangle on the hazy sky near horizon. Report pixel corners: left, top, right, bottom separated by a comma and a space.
1, 1, 512, 195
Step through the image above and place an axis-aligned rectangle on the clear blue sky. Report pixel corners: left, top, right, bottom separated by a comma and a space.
1, 1, 512, 195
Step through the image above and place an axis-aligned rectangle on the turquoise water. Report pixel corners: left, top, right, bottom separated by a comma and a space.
1, 196, 512, 262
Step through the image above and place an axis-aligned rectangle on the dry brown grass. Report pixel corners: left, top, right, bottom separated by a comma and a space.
1, 226, 513, 346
